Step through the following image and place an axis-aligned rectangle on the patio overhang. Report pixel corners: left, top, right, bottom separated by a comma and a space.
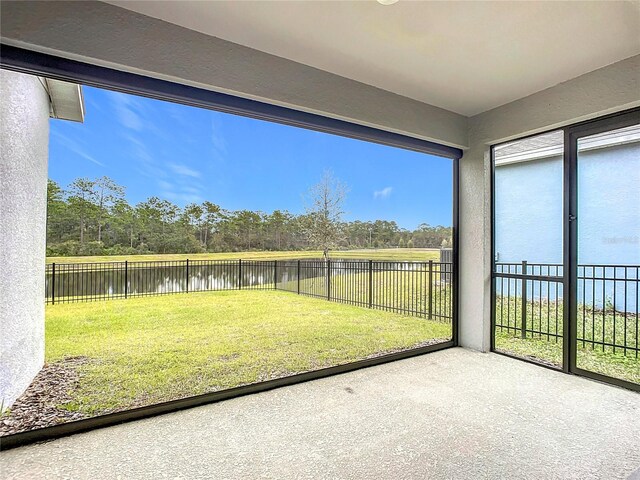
0, 0, 639, 454
1, 1, 637, 350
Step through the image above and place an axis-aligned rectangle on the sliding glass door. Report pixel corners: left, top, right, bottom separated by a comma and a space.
492, 130, 565, 368
493, 108, 639, 390
569, 116, 640, 388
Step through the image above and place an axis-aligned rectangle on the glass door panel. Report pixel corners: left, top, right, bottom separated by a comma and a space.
493, 130, 565, 367
575, 124, 640, 385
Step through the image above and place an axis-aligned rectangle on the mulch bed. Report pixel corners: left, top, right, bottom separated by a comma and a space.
0, 357, 90, 436
1, 339, 450, 436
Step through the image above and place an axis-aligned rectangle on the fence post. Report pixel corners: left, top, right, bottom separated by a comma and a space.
238, 259, 242, 290
326, 259, 331, 301
521, 260, 527, 339
428, 260, 433, 319
51, 262, 56, 305
124, 261, 128, 299
273, 260, 277, 290
297, 260, 301, 295
368, 260, 373, 308
185, 259, 189, 293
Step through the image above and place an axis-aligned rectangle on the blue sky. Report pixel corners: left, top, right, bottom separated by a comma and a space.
48, 86, 453, 230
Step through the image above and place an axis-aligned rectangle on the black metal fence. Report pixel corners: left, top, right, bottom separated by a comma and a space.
494, 262, 639, 357
45, 259, 274, 303
46, 259, 454, 323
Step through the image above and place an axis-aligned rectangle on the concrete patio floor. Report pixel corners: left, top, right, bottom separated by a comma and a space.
1, 348, 639, 479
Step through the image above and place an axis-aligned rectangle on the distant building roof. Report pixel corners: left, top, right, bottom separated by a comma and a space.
44, 78, 85, 122
494, 124, 640, 166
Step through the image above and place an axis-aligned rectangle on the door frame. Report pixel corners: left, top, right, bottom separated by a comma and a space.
564, 108, 640, 391
491, 106, 640, 391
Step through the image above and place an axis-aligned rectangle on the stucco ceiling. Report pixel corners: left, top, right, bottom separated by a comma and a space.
107, 1, 640, 116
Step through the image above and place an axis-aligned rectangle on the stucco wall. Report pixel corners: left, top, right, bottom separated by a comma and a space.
494, 143, 640, 311
495, 143, 640, 265
576, 143, 640, 265
494, 156, 564, 264
460, 55, 640, 351
0, 69, 49, 408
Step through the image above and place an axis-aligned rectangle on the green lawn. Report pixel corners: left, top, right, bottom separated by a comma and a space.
494, 295, 639, 384
494, 295, 639, 348
46, 248, 440, 264
495, 334, 639, 384
45, 290, 451, 415
280, 270, 452, 321
495, 302, 640, 383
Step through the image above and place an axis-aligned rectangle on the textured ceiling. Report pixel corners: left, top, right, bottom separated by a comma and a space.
107, 1, 640, 116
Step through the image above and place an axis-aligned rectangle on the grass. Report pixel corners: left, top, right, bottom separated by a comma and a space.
494, 296, 639, 383
495, 334, 640, 384
495, 295, 639, 352
279, 270, 452, 321
45, 290, 451, 415
46, 248, 441, 264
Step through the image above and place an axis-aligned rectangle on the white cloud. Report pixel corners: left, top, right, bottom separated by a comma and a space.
181, 186, 203, 195
160, 178, 204, 205
51, 131, 105, 167
122, 133, 167, 180
161, 190, 204, 205
109, 91, 144, 131
168, 162, 201, 178
374, 186, 393, 199
210, 117, 227, 162
74, 151, 105, 167
211, 120, 226, 152
158, 166, 205, 206
157, 180, 173, 191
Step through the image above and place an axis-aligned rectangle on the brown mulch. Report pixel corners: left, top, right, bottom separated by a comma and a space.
1, 339, 449, 436
0, 357, 90, 436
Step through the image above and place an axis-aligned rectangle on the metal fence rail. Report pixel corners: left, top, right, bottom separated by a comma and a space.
494, 262, 639, 357
274, 259, 453, 321
45, 259, 274, 303
45, 259, 454, 323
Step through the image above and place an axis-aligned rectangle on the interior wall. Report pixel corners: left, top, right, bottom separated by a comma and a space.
459, 54, 640, 351
0, 0, 468, 149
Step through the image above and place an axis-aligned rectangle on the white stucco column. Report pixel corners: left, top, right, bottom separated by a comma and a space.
0, 69, 50, 409
458, 144, 492, 351
458, 55, 640, 352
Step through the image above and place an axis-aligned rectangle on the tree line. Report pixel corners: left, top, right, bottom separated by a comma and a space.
46, 175, 452, 257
